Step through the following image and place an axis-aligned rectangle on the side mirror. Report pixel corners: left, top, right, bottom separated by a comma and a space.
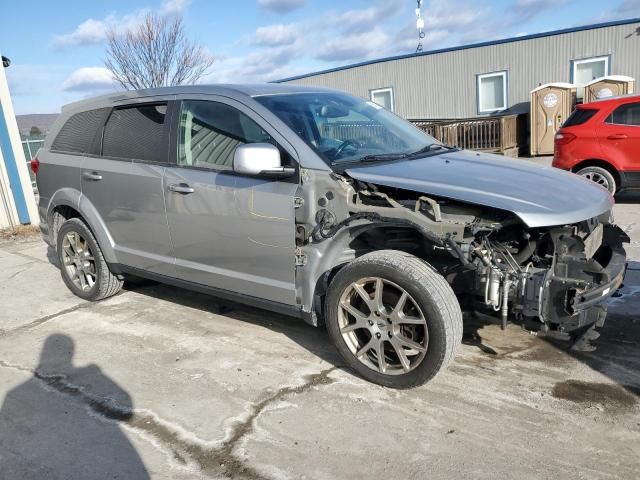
233, 143, 296, 179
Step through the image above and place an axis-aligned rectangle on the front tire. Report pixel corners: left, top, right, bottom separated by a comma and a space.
576, 166, 617, 194
56, 218, 123, 301
325, 250, 462, 388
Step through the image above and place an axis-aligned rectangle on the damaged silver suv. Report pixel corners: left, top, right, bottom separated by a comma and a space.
34, 85, 628, 388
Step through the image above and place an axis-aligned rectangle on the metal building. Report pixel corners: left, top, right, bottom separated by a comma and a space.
277, 18, 640, 120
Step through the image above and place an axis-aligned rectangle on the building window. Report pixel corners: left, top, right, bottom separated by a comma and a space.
571, 56, 610, 99
370, 88, 394, 112
477, 71, 507, 114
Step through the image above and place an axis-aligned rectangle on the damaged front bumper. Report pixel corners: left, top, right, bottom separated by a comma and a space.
570, 245, 626, 312
530, 225, 629, 334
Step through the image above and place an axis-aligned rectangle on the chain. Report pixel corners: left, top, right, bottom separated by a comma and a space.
415, 0, 425, 53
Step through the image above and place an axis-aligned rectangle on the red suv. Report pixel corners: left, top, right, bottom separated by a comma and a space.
553, 94, 640, 194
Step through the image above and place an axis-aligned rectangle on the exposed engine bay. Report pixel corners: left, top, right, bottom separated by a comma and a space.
300, 173, 629, 350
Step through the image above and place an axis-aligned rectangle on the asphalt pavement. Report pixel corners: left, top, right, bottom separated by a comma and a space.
0, 172, 638, 479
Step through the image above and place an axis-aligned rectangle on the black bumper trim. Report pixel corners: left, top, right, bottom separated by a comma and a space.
571, 246, 627, 312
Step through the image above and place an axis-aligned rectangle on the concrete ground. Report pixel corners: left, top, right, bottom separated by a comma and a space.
0, 195, 639, 479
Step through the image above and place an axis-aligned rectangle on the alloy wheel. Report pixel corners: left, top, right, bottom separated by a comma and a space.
581, 171, 611, 191
337, 277, 428, 375
61, 231, 97, 292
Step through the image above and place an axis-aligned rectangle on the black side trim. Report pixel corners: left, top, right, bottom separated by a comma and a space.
114, 264, 307, 321
619, 171, 640, 190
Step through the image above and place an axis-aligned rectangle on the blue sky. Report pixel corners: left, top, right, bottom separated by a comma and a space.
1, 0, 637, 114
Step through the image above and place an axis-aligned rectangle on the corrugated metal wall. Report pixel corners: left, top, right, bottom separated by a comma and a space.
282, 22, 640, 119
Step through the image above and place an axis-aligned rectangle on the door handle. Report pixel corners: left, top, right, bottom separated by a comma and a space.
607, 134, 628, 140
168, 183, 195, 194
83, 171, 103, 181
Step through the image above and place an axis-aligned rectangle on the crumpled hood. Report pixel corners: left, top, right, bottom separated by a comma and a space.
345, 150, 613, 228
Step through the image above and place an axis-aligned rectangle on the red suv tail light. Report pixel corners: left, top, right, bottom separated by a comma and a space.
555, 132, 576, 145
30, 157, 40, 175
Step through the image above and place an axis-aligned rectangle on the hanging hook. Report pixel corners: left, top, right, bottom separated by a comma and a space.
415, 0, 425, 53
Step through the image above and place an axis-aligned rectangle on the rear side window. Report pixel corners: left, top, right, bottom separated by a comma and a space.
102, 104, 167, 161
562, 108, 598, 128
51, 108, 110, 153
607, 102, 640, 126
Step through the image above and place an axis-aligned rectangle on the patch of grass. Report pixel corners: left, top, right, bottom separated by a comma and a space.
0, 224, 40, 240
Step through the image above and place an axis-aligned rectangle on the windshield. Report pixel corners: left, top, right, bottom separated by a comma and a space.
254, 92, 439, 164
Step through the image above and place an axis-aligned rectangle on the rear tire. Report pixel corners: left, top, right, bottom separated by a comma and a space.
325, 250, 462, 388
576, 166, 617, 194
56, 218, 123, 301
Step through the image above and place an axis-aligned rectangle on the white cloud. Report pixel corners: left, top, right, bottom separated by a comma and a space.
413, 0, 563, 45
161, 0, 191, 15
316, 28, 391, 62
52, 0, 191, 48
202, 53, 307, 84
514, 0, 567, 21
206, 1, 409, 82
53, 18, 112, 48
423, 1, 487, 31
254, 23, 300, 46
62, 67, 117, 92
257, 0, 305, 13
331, 0, 404, 34
594, 0, 640, 21
201, 35, 317, 84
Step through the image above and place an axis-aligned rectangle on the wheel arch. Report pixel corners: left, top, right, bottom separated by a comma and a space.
571, 159, 620, 187
305, 224, 441, 324
47, 189, 118, 264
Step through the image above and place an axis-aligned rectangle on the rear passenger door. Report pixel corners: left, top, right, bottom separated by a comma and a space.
599, 101, 640, 172
81, 99, 175, 275
163, 96, 299, 305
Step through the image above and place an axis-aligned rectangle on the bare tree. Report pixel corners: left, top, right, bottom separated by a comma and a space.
105, 13, 214, 90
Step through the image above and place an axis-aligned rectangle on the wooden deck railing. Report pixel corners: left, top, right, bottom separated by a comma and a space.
319, 122, 406, 149
319, 114, 523, 157
411, 115, 520, 156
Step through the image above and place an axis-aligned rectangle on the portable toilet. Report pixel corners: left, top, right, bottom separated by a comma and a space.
530, 83, 576, 156
583, 75, 635, 103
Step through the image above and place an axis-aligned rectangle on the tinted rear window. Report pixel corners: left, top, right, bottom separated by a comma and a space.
102, 104, 167, 161
607, 102, 640, 126
51, 108, 110, 153
562, 108, 598, 128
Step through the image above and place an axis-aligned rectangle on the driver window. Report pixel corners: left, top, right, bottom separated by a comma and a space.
178, 100, 274, 169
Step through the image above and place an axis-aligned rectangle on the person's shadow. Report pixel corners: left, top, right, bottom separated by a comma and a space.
0, 334, 149, 479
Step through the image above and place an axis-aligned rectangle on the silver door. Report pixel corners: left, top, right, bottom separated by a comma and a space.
163, 97, 299, 305
81, 101, 174, 275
